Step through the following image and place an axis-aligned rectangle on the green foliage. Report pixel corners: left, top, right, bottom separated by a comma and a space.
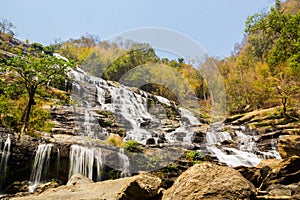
31, 42, 43, 51
0, 51, 74, 134
28, 106, 55, 133
102, 43, 158, 81
165, 164, 178, 172
56, 34, 100, 64
124, 140, 140, 152
245, 2, 300, 71
43, 46, 54, 55
185, 150, 202, 161
220, 1, 300, 114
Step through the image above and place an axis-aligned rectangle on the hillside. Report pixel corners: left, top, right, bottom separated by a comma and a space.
0, 0, 299, 199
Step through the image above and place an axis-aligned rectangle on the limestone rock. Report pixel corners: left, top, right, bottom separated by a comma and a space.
260, 156, 300, 190
162, 162, 256, 200
278, 135, 300, 159
116, 172, 162, 200
35, 182, 59, 194
11, 173, 162, 200
66, 174, 93, 186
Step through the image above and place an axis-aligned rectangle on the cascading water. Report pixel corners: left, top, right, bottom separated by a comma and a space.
105, 86, 153, 143
0, 134, 11, 187
205, 124, 280, 167
0, 134, 11, 171
69, 144, 130, 180
69, 67, 281, 170
94, 148, 103, 181
83, 101, 95, 138
70, 68, 201, 145
165, 107, 200, 144
69, 145, 94, 180
118, 148, 130, 178
56, 148, 60, 178
29, 143, 53, 193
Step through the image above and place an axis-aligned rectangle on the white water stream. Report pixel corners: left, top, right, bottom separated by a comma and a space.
0, 134, 11, 184
29, 144, 53, 193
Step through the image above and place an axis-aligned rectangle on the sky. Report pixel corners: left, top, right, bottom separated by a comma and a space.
0, 0, 275, 58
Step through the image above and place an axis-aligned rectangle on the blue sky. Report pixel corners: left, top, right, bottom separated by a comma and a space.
1, 0, 274, 58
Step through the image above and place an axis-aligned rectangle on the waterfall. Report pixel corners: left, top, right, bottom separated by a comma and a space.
70, 68, 203, 145
83, 102, 95, 138
29, 143, 53, 193
0, 134, 11, 186
69, 145, 94, 180
56, 148, 60, 178
179, 108, 199, 125
94, 148, 103, 181
204, 124, 278, 167
69, 68, 281, 169
68, 145, 130, 180
118, 148, 130, 178
0, 134, 11, 170
106, 86, 153, 144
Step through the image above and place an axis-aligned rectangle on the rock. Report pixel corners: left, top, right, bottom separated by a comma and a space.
257, 159, 282, 169
266, 184, 295, 196
116, 172, 162, 200
11, 173, 162, 200
106, 133, 124, 146
162, 162, 256, 200
278, 135, 300, 159
260, 156, 300, 190
236, 166, 261, 187
35, 182, 59, 194
66, 174, 93, 186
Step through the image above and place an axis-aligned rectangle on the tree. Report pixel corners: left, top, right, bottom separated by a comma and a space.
245, 0, 300, 72
0, 18, 15, 36
2, 54, 72, 135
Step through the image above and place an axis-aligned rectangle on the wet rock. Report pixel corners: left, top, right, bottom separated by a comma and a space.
162, 162, 256, 200
278, 135, 300, 159
146, 138, 156, 145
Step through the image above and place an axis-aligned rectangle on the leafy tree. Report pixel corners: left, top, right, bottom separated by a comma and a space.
245, 0, 300, 72
1, 54, 73, 135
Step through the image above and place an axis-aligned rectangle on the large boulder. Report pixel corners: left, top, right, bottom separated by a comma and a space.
11, 173, 162, 200
66, 174, 93, 186
259, 156, 300, 190
278, 135, 300, 159
162, 162, 256, 200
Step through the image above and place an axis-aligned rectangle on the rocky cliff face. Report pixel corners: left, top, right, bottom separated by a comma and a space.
1, 67, 299, 199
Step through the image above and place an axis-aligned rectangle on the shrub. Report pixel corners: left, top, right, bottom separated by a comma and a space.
125, 140, 140, 152
43, 46, 54, 55
185, 150, 202, 161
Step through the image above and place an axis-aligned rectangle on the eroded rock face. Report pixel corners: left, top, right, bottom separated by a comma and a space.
10, 173, 162, 200
116, 172, 162, 200
238, 156, 300, 199
278, 135, 300, 159
162, 162, 256, 200
259, 156, 300, 190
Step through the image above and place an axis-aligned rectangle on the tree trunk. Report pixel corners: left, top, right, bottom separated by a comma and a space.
20, 91, 35, 135
282, 97, 287, 117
